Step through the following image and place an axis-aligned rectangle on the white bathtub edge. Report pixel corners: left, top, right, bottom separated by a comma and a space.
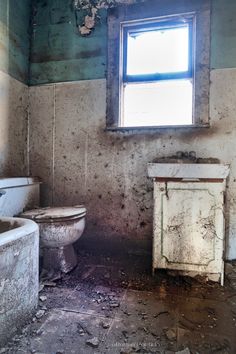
0, 177, 41, 189
0, 217, 39, 247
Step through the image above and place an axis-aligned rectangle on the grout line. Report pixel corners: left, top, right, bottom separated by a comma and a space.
29, 78, 105, 88
84, 131, 88, 197
26, 87, 30, 176
102, 286, 128, 341
64, 285, 84, 300
59, 308, 110, 320
52, 84, 56, 205
121, 287, 128, 303
102, 316, 116, 342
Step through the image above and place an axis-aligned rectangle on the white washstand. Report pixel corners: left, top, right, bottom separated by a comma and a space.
148, 162, 230, 285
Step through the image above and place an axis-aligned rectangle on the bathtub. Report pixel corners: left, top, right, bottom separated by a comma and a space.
0, 177, 40, 217
0, 217, 39, 346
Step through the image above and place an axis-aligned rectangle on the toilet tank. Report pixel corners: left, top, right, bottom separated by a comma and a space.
0, 177, 40, 216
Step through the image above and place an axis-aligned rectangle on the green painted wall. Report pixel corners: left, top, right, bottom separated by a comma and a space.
211, 0, 236, 69
0, 0, 31, 83
30, 0, 107, 85
29, 0, 236, 85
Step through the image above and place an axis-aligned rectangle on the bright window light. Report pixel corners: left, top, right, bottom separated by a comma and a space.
123, 80, 193, 127
127, 27, 189, 75
121, 17, 194, 127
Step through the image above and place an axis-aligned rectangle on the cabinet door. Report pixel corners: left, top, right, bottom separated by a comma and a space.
153, 182, 225, 278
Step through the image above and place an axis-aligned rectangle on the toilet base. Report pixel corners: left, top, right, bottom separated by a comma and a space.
43, 245, 78, 273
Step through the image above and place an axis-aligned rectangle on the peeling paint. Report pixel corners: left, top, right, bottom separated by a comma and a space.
74, 0, 146, 35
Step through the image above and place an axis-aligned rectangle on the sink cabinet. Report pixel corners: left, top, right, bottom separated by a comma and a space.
148, 163, 230, 284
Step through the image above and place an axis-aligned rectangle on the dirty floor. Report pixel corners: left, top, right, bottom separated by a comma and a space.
2, 253, 236, 354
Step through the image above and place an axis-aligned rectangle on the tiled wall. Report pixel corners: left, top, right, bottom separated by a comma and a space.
29, 70, 236, 259
2, 0, 236, 259
0, 71, 29, 176
0, 0, 31, 177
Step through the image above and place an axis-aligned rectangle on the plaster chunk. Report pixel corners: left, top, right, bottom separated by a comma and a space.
84, 15, 95, 29
79, 25, 92, 35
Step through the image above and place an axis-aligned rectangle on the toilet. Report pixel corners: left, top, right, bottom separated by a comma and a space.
20, 205, 86, 273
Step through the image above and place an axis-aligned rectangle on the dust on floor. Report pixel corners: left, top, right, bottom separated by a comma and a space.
1, 253, 236, 354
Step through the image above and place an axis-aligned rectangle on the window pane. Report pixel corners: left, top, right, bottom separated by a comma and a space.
126, 26, 189, 75
122, 80, 193, 127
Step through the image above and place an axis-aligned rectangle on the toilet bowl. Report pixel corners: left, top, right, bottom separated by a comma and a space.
20, 206, 86, 273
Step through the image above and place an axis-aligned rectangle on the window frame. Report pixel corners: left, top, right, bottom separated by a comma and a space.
106, 0, 211, 131
120, 15, 194, 127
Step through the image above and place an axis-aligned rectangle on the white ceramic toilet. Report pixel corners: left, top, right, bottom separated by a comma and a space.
20, 206, 86, 273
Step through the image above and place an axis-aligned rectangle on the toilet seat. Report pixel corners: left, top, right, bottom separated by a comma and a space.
20, 206, 86, 223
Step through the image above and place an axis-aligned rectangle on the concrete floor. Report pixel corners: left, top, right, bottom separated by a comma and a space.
2, 253, 236, 354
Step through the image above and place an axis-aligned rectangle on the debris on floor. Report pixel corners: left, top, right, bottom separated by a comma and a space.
175, 348, 191, 354
2, 253, 236, 353
86, 337, 100, 348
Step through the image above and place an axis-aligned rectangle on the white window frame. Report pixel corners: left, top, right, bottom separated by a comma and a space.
106, 0, 211, 131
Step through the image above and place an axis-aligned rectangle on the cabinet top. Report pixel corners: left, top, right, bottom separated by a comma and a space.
147, 163, 230, 180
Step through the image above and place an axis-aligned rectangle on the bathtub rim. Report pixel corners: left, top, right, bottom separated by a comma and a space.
0, 177, 41, 189
0, 217, 39, 247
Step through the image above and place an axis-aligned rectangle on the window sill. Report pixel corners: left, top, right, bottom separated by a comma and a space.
105, 124, 210, 133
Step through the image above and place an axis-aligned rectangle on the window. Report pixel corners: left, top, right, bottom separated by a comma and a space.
107, 0, 210, 130
121, 17, 194, 127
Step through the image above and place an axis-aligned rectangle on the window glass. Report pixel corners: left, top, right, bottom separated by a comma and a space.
121, 17, 193, 127
123, 79, 193, 127
126, 25, 189, 76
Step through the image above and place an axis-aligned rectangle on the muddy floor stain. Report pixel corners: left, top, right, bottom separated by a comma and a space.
2, 254, 236, 353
